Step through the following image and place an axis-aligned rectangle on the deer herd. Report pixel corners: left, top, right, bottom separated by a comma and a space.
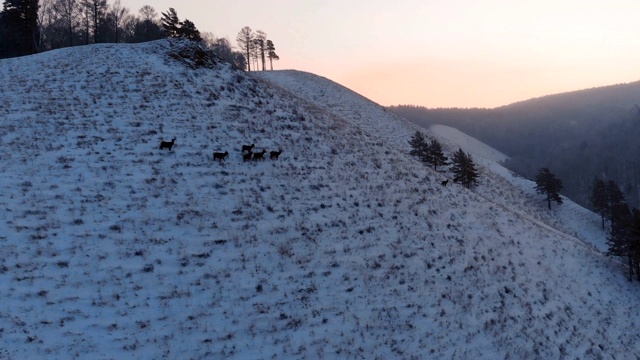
159, 137, 282, 163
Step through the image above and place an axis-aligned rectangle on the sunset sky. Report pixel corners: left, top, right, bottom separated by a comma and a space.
126, 0, 640, 108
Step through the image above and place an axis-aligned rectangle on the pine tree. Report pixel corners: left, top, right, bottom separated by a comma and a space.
607, 203, 634, 280
451, 148, 479, 189
84, 0, 107, 44
427, 139, 448, 171
161, 8, 179, 38
630, 209, 640, 281
408, 131, 429, 164
0, 0, 39, 57
159, 8, 201, 42
601, 180, 640, 280
535, 168, 563, 209
266, 39, 279, 70
590, 178, 608, 229
254, 30, 266, 71
179, 19, 201, 41
606, 180, 626, 228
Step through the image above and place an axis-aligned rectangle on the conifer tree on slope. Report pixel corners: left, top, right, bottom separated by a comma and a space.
254, 30, 267, 71
161, 8, 180, 38
408, 131, 429, 164
160, 8, 201, 42
427, 139, 448, 171
630, 210, 640, 281
590, 177, 608, 229
606, 203, 636, 281
451, 148, 479, 189
535, 167, 563, 210
600, 180, 640, 281
179, 19, 201, 42
606, 180, 626, 229
266, 40, 279, 70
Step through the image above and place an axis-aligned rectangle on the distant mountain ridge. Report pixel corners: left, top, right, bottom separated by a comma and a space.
390, 80, 640, 208
501, 80, 640, 112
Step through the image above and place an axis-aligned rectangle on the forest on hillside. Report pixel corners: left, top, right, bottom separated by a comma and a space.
389, 82, 640, 209
0, 1, 279, 72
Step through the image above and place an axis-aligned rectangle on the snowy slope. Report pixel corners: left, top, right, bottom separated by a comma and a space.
0, 40, 638, 359
428, 124, 509, 163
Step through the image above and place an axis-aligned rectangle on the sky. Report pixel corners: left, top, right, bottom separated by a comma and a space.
124, 0, 640, 108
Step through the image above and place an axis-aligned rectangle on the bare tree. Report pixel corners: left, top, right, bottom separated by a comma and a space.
139, 5, 155, 21
37, 0, 55, 50
254, 30, 266, 71
51, 0, 78, 46
236, 26, 253, 71
79, 0, 91, 44
251, 43, 259, 71
209, 36, 246, 69
80, 0, 107, 43
120, 9, 136, 42
138, 5, 156, 41
109, 0, 129, 43
200, 31, 216, 47
93, 0, 107, 42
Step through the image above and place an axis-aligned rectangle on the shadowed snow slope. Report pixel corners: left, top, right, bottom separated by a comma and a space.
0, 41, 637, 359
428, 124, 509, 163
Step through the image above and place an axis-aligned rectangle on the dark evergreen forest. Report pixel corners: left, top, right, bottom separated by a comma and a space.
390, 81, 640, 209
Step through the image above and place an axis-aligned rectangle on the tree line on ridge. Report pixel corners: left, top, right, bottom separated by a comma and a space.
0, 0, 279, 72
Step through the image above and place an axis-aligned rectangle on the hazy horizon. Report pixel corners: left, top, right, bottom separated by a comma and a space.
123, 0, 640, 108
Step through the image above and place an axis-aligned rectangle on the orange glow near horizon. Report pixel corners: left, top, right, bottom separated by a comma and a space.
125, 0, 640, 108
332, 58, 640, 108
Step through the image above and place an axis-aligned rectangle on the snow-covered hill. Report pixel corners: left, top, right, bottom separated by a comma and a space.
0, 40, 637, 359
428, 124, 509, 163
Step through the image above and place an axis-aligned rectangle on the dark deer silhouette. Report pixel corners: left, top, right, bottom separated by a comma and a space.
252, 149, 267, 161
241, 144, 255, 153
159, 137, 176, 150
270, 149, 282, 160
243, 151, 253, 162
441, 179, 449, 187
213, 151, 228, 161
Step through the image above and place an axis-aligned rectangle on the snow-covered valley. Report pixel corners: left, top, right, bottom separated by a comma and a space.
0, 40, 638, 359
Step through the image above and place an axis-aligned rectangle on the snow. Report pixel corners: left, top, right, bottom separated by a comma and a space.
428, 124, 509, 163
0, 40, 638, 359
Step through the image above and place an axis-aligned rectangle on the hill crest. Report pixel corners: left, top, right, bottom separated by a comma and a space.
0, 40, 637, 359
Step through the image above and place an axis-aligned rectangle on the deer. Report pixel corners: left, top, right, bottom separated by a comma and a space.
213, 151, 228, 161
252, 149, 267, 161
241, 144, 255, 153
159, 137, 176, 150
270, 149, 282, 160
243, 151, 253, 162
